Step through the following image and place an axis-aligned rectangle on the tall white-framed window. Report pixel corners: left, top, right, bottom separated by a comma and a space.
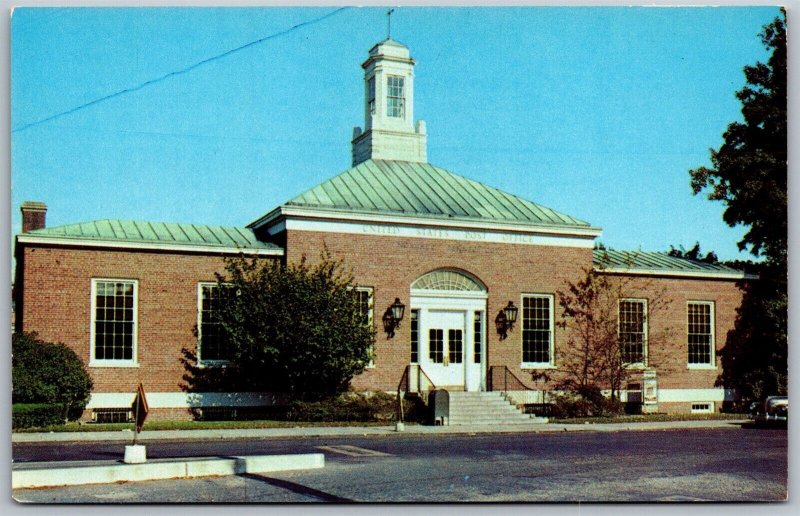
352, 286, 374, 367
90, 279, 138, 367
619, 298, 647, 365
386, 75, 405, 118
198, 283, 233, 364
687, 301, 715, 368
521, 294, 554, 368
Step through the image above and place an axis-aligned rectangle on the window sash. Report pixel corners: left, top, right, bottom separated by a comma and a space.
410, 309, 419, 364
198, 283, 233, 363
429, 328, 444, 363
619, 299, 647, 364
351, 287, 374, 367
367, 76, 376, 114
687, 302, 714, 365
448, 329, 463, 364
473, 311, 483, 364
522, 295, 553, 365
91, 279, 137, 364
387, 76, 405, 118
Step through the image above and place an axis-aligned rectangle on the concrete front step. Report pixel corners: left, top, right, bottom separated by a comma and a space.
446, 392, 541, 426
449, 418, 546, 425
449, 401, 522, 408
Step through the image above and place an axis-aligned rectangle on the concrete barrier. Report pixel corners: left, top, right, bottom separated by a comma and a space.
12, 453, 325, 489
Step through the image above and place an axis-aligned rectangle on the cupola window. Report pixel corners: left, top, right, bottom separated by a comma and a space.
367, 77, 376, 115
387, 75, 405, 118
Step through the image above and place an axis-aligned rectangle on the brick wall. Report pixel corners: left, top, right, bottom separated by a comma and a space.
599, 274, 743, 392
283, 229, 592, 391
284, 229, 744, 407
16, 244, 276, 398
17, 231, 745, 417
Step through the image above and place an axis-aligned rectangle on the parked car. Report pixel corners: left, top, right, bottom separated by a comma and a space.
749, 396, 788, 425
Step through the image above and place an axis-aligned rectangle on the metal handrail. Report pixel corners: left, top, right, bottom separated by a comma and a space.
396, 366, 410, 422
488, 365, 533, 392
396, 364, 437, 423
488, 365, 548, 408
417, 366, 436, 392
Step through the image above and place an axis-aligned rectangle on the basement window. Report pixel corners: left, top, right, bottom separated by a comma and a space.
92, 408, 133, 424
691, 402, 713, 414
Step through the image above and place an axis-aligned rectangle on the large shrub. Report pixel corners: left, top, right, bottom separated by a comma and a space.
12, 332, 93, 421
195, 252, 374, 401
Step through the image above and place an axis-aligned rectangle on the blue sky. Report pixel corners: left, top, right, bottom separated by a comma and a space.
10, 6, 782, 261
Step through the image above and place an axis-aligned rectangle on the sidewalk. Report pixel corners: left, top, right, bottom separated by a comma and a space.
12, 418, 748, 443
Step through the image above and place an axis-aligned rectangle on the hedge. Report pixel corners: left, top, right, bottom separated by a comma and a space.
12, 403, 66, 429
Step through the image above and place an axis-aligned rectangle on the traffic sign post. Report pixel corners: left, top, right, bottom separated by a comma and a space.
124, 383, 149, 464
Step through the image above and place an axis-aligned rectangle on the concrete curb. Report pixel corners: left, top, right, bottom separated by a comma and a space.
11, 420, 749, 443
12, 453, 325, 489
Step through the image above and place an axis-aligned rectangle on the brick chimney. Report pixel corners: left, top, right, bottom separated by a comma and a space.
21, 201, 47, 232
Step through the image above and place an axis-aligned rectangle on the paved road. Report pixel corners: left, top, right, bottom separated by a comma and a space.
13, 427, 787, 503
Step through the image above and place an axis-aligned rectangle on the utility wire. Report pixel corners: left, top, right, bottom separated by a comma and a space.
12, 7, 350, 134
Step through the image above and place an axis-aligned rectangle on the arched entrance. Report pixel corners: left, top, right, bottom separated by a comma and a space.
410, 269, 487, 391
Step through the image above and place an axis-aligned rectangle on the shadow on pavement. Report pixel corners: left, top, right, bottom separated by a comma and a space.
238, 472, 353, 503
738, 420, 788, 430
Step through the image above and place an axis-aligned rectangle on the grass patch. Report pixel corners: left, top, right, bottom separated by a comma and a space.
552, 413, 748, 424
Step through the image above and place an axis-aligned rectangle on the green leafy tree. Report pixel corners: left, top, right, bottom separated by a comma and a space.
207, 252, 374, 401
689, 11, 786, 268
688, 12, 787, 401
12, 332, 94, 420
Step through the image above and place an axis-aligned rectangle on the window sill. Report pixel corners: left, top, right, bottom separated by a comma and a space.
197, 361, 230, 369
687, 364, 716, 370
89, 361, 139, 368
625, 363, 648, 370
521, 363, 555, 370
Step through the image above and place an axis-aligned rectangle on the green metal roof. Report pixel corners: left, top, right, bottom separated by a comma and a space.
593, 249, 747, 277
23, 220, 281, 252
283, 159, 592, 228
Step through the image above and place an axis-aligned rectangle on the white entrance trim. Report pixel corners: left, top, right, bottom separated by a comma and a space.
411, 293, 487, 392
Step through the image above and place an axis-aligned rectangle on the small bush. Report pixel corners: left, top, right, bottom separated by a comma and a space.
399, 394, 428, 424
12, 332, 93, 421
286, 391, 407, 422
12, 403, 66, 429
550, 388, 624, 418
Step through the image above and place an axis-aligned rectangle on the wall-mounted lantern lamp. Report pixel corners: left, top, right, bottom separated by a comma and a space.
382, 297, 406, 338
495, 300, 519, 340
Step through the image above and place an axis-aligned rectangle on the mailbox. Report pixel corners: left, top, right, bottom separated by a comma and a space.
429, 389, 450, 425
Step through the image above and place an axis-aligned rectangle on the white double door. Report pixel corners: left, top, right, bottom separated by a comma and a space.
414, 296, 486, 392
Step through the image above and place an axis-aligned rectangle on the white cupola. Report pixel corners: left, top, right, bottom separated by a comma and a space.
351, 39, 427, 165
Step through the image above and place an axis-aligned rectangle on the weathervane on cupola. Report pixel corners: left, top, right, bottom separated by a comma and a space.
351, 8, 428, 166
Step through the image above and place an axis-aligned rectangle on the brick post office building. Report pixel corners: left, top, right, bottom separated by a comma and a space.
14, 39, 752, 421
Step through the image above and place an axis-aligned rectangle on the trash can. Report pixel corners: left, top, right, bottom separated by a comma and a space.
429, 389, 449, 425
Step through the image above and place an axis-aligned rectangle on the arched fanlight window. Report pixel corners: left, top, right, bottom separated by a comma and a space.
411, 269, 486, 292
